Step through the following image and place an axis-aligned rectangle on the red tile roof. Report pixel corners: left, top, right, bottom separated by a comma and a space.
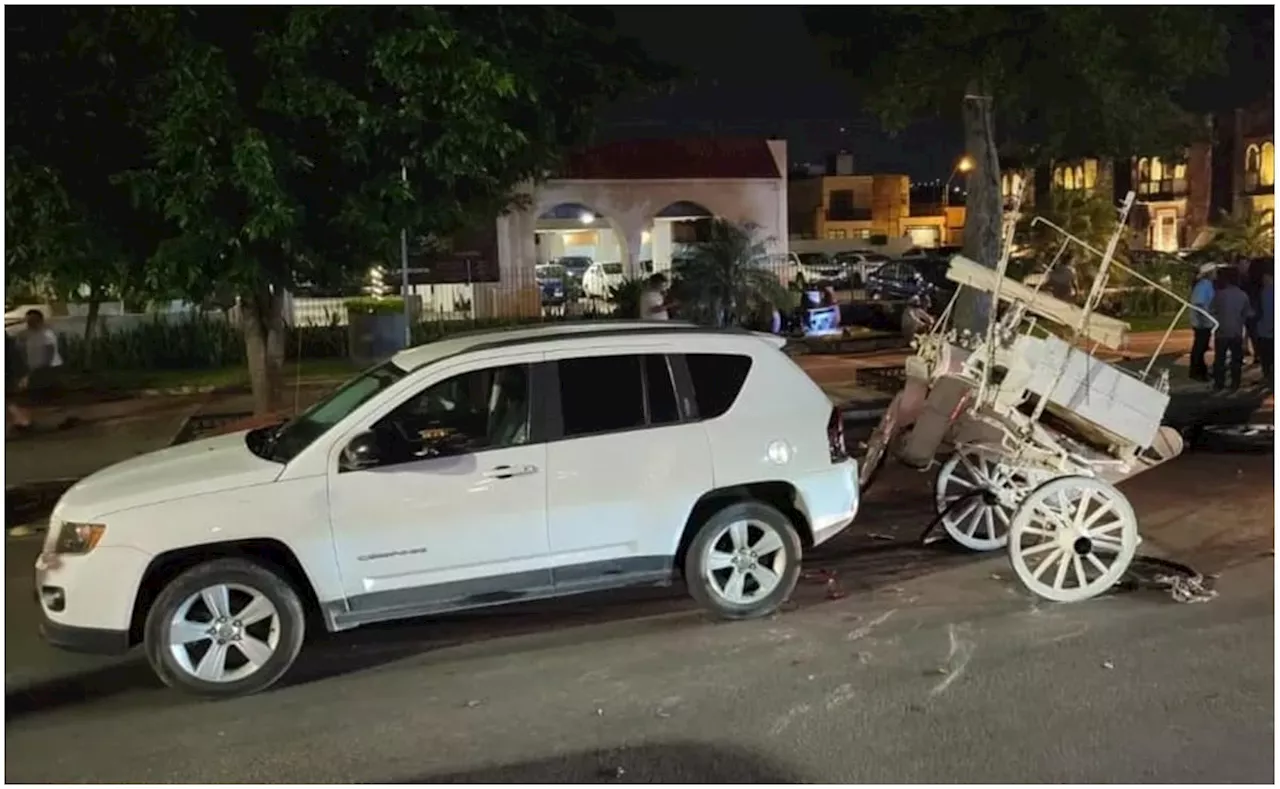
558, 138, 781, 181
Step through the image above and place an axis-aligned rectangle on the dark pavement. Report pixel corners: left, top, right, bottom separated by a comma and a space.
4, 451, 1274, 783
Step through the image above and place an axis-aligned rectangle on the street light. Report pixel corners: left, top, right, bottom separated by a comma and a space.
943, 156, 974, 210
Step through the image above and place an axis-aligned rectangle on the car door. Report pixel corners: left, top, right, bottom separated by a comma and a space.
326, 353, 553, 621
541, 347, 713, 591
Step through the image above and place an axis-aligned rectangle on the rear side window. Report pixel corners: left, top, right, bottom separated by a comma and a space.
557, 354, 684, 438
683, 353, 753, 420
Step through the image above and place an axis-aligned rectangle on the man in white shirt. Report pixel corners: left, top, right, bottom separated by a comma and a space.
15, 309, 63, 408
639, 273, 675, 320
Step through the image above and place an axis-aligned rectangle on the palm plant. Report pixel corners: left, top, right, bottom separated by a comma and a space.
669, 219, 788, 327
1018, 188, 1129, 280
1202, 209, 1274, 259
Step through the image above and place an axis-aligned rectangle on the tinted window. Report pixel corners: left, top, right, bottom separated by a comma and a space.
645, 354, 680, 425
370, 364, 530, 466
559, 355, 646, 437
684, 353, 753, 420
602, 263, 624, 275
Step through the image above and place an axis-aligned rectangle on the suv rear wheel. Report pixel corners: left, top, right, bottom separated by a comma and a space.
684, 501, 803, 620
143, 558, 307, 699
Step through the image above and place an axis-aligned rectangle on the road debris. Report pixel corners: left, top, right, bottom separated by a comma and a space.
867, 532, 895, 541
1102, 660, 1114, 670
464, 699, 483, 708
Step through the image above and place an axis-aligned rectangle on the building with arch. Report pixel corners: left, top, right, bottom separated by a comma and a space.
482, 138, 788, 317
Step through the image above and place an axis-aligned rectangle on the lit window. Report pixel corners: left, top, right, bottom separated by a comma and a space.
1063, 167, 1075, 190
1261, 142, 1275, 188
1245, 144, 1261, 192
1001, 174, 1010, 197
826, 229, 848, 240
1053, 167, 1064, 188
1084, 159, 1098, 190
1150, 157, 1164, 182
1074, 165, 1085, 190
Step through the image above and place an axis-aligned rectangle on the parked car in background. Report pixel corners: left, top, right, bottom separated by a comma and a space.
832, 251, 893, 288
558, 256, 593, 281
34, 321, 860, 697
535, 264, 566, 306
901, 245, 962, 261
865, 259, 955, 306
581, 261, 626, 299
795, 252, 847, 288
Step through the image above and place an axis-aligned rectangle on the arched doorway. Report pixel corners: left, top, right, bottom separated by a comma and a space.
649, 201, 715, 274
535, 202, 624, 313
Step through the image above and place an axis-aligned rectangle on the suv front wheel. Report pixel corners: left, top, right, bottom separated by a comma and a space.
684, 501, 803, 620
143, 558, 307, 699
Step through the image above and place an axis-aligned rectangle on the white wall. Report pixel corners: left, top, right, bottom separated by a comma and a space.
506, 175, 788, 281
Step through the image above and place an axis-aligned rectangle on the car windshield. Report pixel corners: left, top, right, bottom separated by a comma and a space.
560, 257, 591, 273
252, 360, 407, 464
536, 265, 564, 280
602, 263, 624, 275
798, 253, 831, 267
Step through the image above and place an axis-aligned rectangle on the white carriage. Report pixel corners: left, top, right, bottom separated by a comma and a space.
861, 191, 1218, 602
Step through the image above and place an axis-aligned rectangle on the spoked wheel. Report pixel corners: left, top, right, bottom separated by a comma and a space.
934, 449, 1034, 551
1007, 476, 1139, 603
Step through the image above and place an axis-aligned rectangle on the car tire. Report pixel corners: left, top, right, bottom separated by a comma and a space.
684, 501, 803, 621
1190, 422, 1274, 454
143, 558, 307, 699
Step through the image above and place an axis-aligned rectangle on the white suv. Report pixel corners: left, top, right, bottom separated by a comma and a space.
35, 322, 860, 698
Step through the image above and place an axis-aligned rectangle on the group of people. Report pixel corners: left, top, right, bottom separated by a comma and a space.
6, 308, 65, 434
1188, 258, 1274, 392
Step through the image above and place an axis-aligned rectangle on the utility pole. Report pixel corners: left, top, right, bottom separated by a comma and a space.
400, 163, 411, 347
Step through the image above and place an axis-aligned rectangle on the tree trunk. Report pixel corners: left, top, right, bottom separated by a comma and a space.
242, 285, 287, 416
954, 82, 1003, 334
81, 288, 102, 369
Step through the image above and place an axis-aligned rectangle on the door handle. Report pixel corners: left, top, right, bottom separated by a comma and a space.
484, 464, 538, 480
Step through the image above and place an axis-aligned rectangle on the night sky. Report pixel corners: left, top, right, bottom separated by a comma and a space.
600, 6, 1274, 183
601, 7, 961, 181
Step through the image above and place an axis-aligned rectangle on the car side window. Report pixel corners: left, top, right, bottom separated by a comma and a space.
370, 364, 531, 466
558, 355, 647, 437
644, 354, 681, 426
556, 353, 683, 438
682, 353, 753, 420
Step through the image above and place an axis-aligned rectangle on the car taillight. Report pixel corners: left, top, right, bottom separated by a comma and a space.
828, 406, 848, 463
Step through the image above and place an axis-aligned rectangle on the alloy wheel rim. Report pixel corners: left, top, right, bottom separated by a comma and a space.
167, 583, 281, 683
703, 519, 788, 605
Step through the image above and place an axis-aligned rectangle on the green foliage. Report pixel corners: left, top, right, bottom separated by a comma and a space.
5, 7, 666, 304
805, 7, 1229, 163
607, 277, 647, 319
670, 220, 789, 328
60, 312, 612, 372
1017, 189, 1128, 279
344, 297, 407, 317
1202, 210, 1275, 259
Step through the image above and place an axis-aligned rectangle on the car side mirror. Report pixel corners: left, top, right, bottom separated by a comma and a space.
340, 431, 381, 472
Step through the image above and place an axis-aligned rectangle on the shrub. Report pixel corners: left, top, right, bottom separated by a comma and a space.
60, 309, 625, 372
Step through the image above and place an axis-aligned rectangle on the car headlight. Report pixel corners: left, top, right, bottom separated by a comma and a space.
51, 521, 106, 555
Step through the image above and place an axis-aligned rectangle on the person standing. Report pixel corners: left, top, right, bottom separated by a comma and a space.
638, 273, 675, 320
1188, 263, 1217, 382
1209, 267, 1253, 392
1239, 257, 1263, 364
6, 331, 31, 434
1257, 269, 1274, 390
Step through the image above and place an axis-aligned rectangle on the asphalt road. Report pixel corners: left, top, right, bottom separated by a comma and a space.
4, 451, 1274, 784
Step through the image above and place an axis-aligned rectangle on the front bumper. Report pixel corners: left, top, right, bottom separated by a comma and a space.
39, 615, 131, 655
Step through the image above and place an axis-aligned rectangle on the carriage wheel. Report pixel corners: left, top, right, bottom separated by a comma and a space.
1007, 476, 1138, 603
934, 449, 1026, 552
